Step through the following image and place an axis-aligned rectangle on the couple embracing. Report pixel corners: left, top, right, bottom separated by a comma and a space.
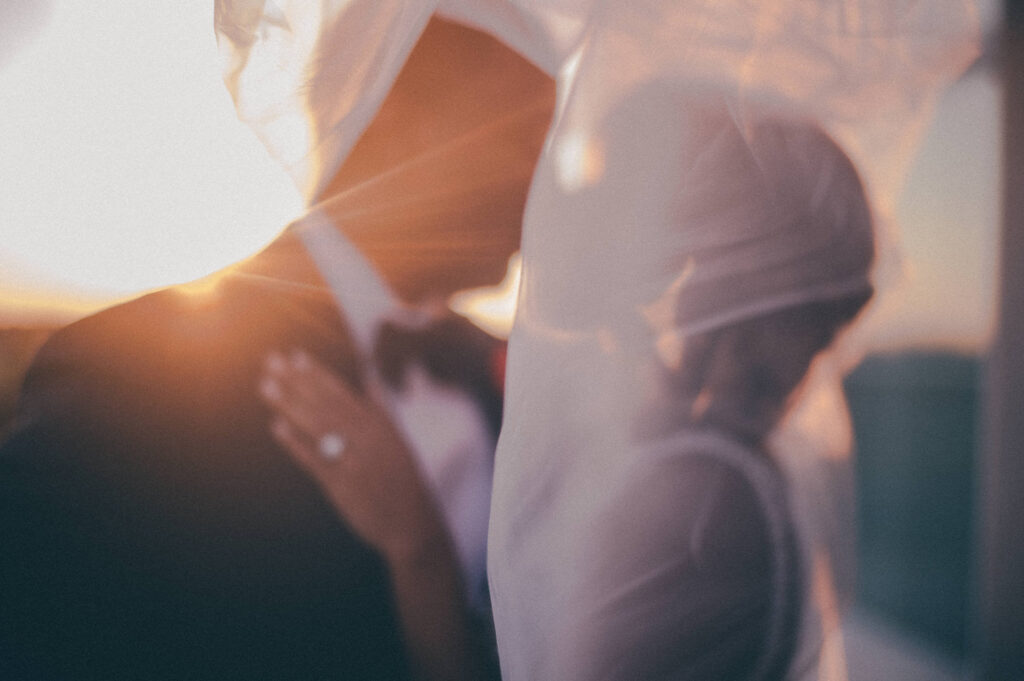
1, 2, 977, 680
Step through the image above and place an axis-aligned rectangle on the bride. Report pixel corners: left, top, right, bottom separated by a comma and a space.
488, 96, 876, 679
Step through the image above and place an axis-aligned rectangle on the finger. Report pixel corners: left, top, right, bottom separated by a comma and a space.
260, 373, 340, 438
270, 416, 323, 472
264, 351, 333, 409
263, 350, 365, 421
287, 351, 397, 430
270, 418, 361, 515
260, 351, 356, 423
271, 416, 358, 477
287, 350, 368, 416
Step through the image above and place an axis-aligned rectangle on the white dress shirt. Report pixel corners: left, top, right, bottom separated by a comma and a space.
295, 210, 495, 609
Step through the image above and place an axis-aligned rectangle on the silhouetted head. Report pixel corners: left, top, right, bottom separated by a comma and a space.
317, 17, 554, 304
646, 114, 875, 444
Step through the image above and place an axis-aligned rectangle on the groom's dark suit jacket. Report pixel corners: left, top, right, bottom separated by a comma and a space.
0, 232, 504, 681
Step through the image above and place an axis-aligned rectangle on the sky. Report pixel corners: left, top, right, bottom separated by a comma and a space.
865, 65, 1000, 353
0, 1, 1004, 353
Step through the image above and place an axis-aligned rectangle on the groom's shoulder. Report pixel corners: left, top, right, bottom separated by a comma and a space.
26, 231, 341, 391
40, 266, 332, 363
22, 267, 343, 421
25, 284, 228, 395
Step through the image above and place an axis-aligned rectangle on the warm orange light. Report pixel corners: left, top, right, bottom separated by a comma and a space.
0, 3, 300, 324
175, 268, 232, 304
450, 254, 522, 338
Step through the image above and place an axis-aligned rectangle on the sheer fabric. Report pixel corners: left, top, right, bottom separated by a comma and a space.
214, 2, 979, 679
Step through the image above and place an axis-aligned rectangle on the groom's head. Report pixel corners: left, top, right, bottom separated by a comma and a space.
316, 17, 554, 304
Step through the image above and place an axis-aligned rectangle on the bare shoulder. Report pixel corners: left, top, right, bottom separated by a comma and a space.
608, 440, 777, 570
571, 440, 783, 679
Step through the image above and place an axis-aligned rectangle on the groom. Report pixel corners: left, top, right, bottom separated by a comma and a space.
0, 17, 552, 681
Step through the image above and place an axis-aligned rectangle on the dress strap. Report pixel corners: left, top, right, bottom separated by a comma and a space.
649, 429, 802, 681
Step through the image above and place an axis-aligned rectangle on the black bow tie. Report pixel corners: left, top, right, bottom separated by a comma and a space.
372, 315, 505, 438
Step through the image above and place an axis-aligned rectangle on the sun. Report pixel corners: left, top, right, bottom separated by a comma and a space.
0, 2, 300, 323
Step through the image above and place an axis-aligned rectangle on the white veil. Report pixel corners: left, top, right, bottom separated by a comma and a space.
214, 1, 979, 678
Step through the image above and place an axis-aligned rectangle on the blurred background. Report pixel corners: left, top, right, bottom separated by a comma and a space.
0, 2, 1018, 679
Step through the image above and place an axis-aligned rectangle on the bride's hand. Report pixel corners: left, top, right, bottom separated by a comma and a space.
259, 350, 448, 564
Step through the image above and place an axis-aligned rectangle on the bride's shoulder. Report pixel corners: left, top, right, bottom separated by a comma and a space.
608, 431, 782, 568
578, 432, 784, 678
640, 428, 785, 502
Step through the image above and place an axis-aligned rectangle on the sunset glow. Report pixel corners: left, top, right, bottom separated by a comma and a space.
0, 2, 1002, 356
0, 2, 301, 322
451, 255, 522, 339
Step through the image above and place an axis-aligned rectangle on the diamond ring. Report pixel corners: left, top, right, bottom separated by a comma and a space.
318, 432, 346, 461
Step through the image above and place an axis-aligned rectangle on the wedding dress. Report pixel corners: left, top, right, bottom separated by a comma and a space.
213, 2, 979, 678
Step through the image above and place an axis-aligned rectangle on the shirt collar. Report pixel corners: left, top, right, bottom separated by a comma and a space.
292, 209, 401, 357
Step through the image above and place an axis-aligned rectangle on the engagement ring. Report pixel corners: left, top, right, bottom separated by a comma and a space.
318, 432, 346, 461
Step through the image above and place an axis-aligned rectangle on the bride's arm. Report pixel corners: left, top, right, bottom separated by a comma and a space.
259, 350, 486, 681
386, 524, 483, 681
